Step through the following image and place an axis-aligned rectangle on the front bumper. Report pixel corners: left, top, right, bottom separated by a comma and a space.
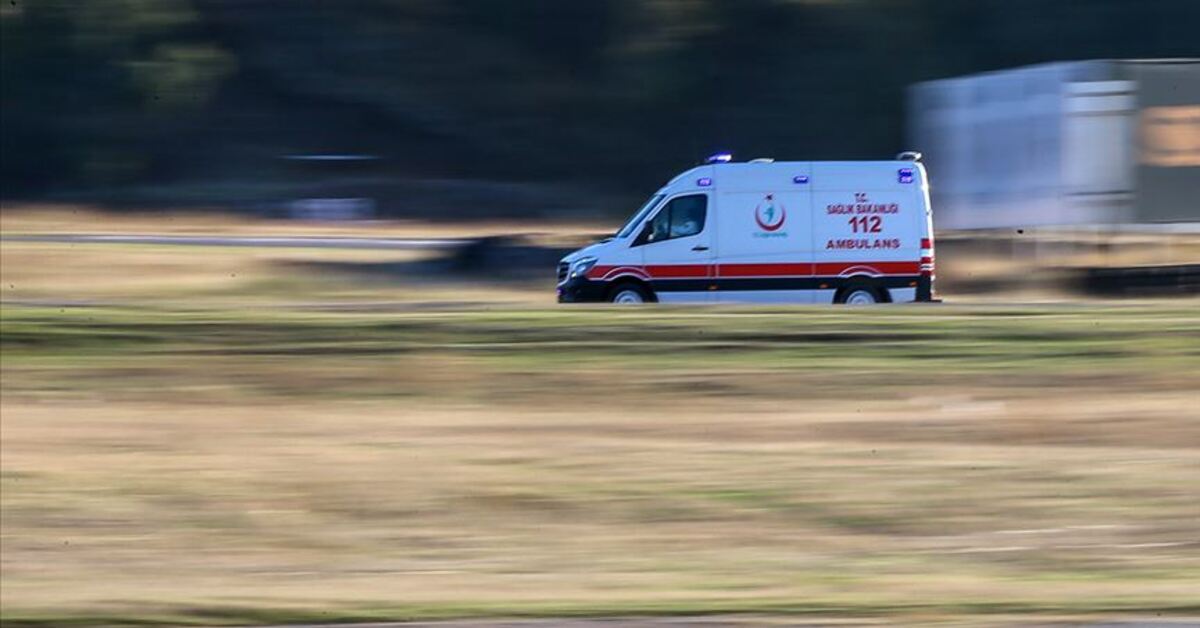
556, 276, 609, 303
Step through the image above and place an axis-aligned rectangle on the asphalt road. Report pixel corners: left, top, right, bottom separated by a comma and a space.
2, 233, 466, 250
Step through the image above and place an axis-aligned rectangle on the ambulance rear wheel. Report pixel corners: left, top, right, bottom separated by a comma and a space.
609, 282, 652, 304
837, 287, 881, 305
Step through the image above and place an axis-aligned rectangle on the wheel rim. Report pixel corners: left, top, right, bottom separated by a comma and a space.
845, 289, 877, 305
613, 289, 644, 304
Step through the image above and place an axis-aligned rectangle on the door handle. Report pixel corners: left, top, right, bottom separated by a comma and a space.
691, 245, 709, 251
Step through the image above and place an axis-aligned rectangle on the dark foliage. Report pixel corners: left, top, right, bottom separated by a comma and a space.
2, 0, 1198, 213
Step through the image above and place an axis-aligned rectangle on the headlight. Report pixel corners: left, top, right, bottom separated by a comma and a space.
569, 256, 598, 278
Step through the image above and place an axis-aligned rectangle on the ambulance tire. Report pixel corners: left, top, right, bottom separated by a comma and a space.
608, 282, 654, 304
835, 284, 886, 305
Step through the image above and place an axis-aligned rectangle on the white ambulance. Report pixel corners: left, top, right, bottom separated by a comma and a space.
557, 153, 937, 304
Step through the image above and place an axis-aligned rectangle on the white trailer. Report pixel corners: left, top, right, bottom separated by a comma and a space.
908, 59, 1200, 230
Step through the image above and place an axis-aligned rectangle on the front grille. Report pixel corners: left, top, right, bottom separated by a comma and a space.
557, 262, 569, 283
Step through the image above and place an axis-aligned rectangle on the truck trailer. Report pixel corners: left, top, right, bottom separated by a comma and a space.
908, 59, 1200, 230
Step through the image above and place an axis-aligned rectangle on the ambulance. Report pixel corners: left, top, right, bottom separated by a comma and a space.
557, 153, 937, 304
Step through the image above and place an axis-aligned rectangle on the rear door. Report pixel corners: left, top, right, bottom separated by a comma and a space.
634, 192, 714, 302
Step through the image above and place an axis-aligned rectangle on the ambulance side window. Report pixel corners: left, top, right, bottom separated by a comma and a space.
649, 205, 671, 241
636, 194, 707, 246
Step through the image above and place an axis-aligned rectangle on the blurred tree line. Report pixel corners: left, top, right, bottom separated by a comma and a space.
2, 0, 1198, 215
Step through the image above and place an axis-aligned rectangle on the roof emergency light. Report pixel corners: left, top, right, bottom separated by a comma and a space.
704, 153, 733, 164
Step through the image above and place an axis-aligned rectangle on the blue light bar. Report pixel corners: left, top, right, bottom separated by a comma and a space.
793, 175, 810, 184
704, 153, 733, 164
697, 177, 713, 187
898, 168, 914, 184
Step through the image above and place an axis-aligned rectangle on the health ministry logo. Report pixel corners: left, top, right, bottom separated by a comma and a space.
755, 194, 786, 232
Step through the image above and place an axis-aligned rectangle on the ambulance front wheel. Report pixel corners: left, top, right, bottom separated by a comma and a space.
609, 282, 653, 304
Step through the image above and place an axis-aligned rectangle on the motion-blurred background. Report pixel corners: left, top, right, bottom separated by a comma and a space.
2, 0, 1198, 217
2, 2, 1199, 627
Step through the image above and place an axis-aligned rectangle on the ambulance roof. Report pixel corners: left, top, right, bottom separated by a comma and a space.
663, 160, 924, 193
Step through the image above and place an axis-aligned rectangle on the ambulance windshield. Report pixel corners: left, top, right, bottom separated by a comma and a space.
616, 194, 665, 238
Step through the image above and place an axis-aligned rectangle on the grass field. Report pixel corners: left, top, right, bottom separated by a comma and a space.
2, 216, 1199, 626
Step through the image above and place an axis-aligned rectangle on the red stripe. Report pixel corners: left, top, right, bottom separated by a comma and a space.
585, 265, 614, 279
719, 263, 813, 277
587, 265, 651, 280
646, 264, 709, 278
588, 261, 921, 280
813, 261, 920, 275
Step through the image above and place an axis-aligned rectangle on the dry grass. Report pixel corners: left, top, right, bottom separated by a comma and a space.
0, 239, 549, 307
2, 395, 1198, 625
1, 215, 1199, 626
932, 231, 1200, 299
0, 204, 608, 239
